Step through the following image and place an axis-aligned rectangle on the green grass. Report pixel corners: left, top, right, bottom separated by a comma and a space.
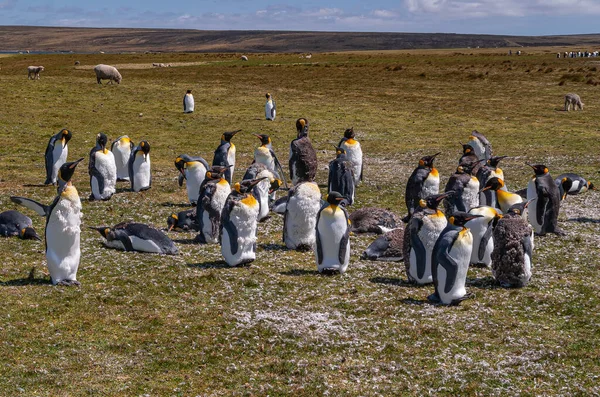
0, 48, 599, 395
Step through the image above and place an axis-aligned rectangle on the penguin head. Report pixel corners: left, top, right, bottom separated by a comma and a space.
139, 141, 151, 159
167, 213, 178, 232
419, 152, 440, 169
19, 227, 41, 241
266, 92, 271, 99
237, 177, 268, 193
57, 157, 84, 191
420, 191, 455, 210
96, 132, 108, 150
343, 127, 355, 139
207, 165, 231, 180
480, 177, 504, 193
488, 155, 507, 168
460, 143, 473, 155
334, 146, 346, 157
222, 129, 241, 142
174, 155, 190, 174
326, 191, 346, 206
526, 163, 549, 176
254, 134, 271, 146
448, 212, 482, 227
588, 181, 596, 190
507, 200, 531, 217
560, 177, 573, 200
269, 179, 283, 194
296, 118, 309, 137
186, 89, 192, 94
90, 226, 112, 239
60, 129, 72, 147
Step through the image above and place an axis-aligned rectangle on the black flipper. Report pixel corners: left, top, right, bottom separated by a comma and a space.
478, 221, 494, 261
270, 149, 288, 189
128, 152, 135, 191
178, 173, 185, 187
439, 246, 460, 294
522, 232, 533, 260
535, 180, 548, 229
315, 203, 324, 264
220, 198, 239, 255
111, 229, 135, 252
338, 207, 351, 264
10, 196, 49, 216
44, 135, 57, 184
409, 218, 428, 279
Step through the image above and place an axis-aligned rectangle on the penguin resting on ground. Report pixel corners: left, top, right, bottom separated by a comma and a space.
89, 132, 117, 201
362, 227, 404, 262
555, 173, 595, 196
315, 192, 351, 274
349, 207, 401, 234
212, 129, 240, 184
265, 93, 276, 120
195, 166, 231, 244
466, 206, 503, 268
92, 222, 178, 255
289, 118, 317, 184
175, 154, 210, 205
11, 158, 85, 285
111, 135, 133, 181
183, 89, 194, 113
526, 163, 564, 235
44, 128, 72, 185
338, 127, 363, 185
283, 180, 323, 251
129, 141, 151, 192
167, 208, 198, 232
0, 210, 41, 240
328, 146, 355, 205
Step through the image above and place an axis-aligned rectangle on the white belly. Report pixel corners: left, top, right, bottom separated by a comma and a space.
256, 181, 270, 221
185, 164, 207, 204
227, 146, 236, 181
130, 236, 163, 253
221, 202, 259, 266
91, 151, 117, 199
437, 232, 472, 304
112, 143, 131, 180
284, 183, 321, 249
265, 101, 275, 120
51, 144, 68, 183
409, 213, 447, 284
466, 217, 492, 266
316, 209, 350, 273
342, 143, 363, 185
422, 173, 439, 197
132, 155, 151, 192
463, 177, 480, 212
184, 95, 195, 113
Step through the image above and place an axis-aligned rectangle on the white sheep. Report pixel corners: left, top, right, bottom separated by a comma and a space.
241, 55, 248, 61
27, 66, 44, 80
564, 93, 584, 111
94, 64, 122, 85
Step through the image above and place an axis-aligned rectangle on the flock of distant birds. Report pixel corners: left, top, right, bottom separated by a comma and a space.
1, 91, 595, 305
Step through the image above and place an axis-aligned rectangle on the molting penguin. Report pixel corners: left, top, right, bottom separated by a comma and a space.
175, 154, 210, 205
0, 210, 41, 240
338, 127, 363, 185
183, 89, 194, 113
526, 164, 563, 235
362, 227, 404, 262
265, 93, 276, 120
253, 133, 287, 188
328, 146, 355, 205
283, 179, 322, 251
404, 152, 440, 221
492, 201, 534, 288
466, 206, 503, 267
349, 207, 401, 234
429, 211, 482, 305
195, 166, 231, 244
555, 173, 595, 196
315, 192, 351, 274
243, 163, 282, 222
167, 208, 198, 232
11, 158, 85, 285
477, 155, 508, 207
403, 191, 453, 285
289, 118, 317, 185
89, 132, 117, 201
212, 129, 240, 184
467, 130, 492, 161
92, 222, 178, 255
480, 177, 523, 213
111, 135, 133, 181
444, 164, 480, 215
44, 128, 72, 185
129, 140, 151, 192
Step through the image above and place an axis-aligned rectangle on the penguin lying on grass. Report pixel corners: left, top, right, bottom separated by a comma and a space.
555, 173, 594, 197
361, 228, 404, 262
0, 210, 41, 241
167, 208, 198, 232
349, 207, 401, 234
92, 221, 178, 255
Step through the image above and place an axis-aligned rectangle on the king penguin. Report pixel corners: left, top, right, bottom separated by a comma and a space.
253, 133, 287, 187
289, 118, 317, 185
467, 130, 492, 161
167, 208, 198, 232
479, 177, 523, 213
175, 154, 210, 205
328, 146, 355, 205
555, 173, 595, 196
44, 128, 72, 185
477, 155, 507, 207
243, 163, 282, 222
92, 221, 178, 255
0, 210, 41, 241
213, 129, 241, 184
491, 201, 534, 288
220, 177, 266, 266
349, 207, 401, 234
465, 206, 503, 267
89, 132, 117, 201
195, 166, 231, 244
429, 211, 482, 305
315, 191, 351, 274
183, 89, 195, 113
458, 143, 484, 177
526, 163, 563, 235
444, 164, 480, 215
338, 127, 363, 186
11, 158, 85, 285
265, 93, 276, 120
403, 191, 454, 285
129, 140, 151, 192
404, 152, 440, 221
111, 135, 133, 181
283, 178, 323, 251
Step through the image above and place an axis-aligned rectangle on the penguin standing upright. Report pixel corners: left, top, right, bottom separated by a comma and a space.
220, 177, 266, 266
466, 206, 503, 267
129, 141, 151, 192
403, 191, 453, 285
492, 201, 534, 288
479, 177, 523, 213
0, 210, 41, 240
477, 155, 507, 207
183, 89, 194, 113
44, 128, 72, 185
253, 134, 287, 187
89, 132, 117, 201
243, 163, 282, 222
404, 152, 440, 221
195, 166, 231, 244
555, 173, 595, 196
212, 129, 241, 184
175, 154, 210, 205
467, 130, 492, 161
111, 135, 133, 181
429, 212, 482, 305
328, 146, 355, 205
315, 192, 351, 274
92, 222, 179, 255
289, 118, 317, 185
526, 164, 563, 235
11, 158, 85, 285
458, 143, 484, 177
283, 180, 322, 251
265, 93, 276, 120
444, 164, 479, 214
338, 127, 363, 185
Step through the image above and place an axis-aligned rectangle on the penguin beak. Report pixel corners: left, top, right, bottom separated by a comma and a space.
479, 185, 491, 193
437, 190, 455, 201
431, 152, 441, 159
249, 177, 269, 188
168, 224, 175, 232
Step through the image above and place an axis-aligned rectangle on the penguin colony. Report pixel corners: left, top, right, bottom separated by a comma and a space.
4, 90, 594, 307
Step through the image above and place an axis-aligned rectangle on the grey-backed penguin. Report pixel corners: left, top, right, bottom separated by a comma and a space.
477, 155, 507, 207
403, 191, 453, 285
89, 132, 117, 201
167, 208, 198, 232
458, 143, 484, 177
328, 146, 355, 205
338, 127, 363, 185
526, 164, 563, 235
349, 207, 401, 234
44, 128, 72, 185
361, 227, 404, 262
11, 158, 85, 285
0, 210, 41, 240
491, 201, 534, 288
129, 140, 151, 192
92, 221, 178, 255
175, 154, 210, 205
111, 135, 133, 181
283, 179, 323, 251
404, 152, 440, 221
289, 118, 317, 185
315, 192, 351, 274
265, 93, 276, 120
243, 163, 282, 222
195, 166, 231, 244
444, 164, 480, 215
467, 130, 492, 161
479, 177, 523, 213
183, 89, 194, 113
429, 211, 482, 305
555, 173, 595, 196
465, 206, 503, 267
220, 177, 266, 266
252, 133, 287, 189
212, 129, 241, 184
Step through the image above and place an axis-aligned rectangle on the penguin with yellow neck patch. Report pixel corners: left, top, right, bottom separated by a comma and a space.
328, 146, 355, 205
195, 166, 231, 244
338, 127, 363, 185
213, 129, 240, 184
315, 191, 351, 274
555, 173, 594, 197
89, 132, 117, 201
265, 92, 276, 120
175, 154, 210, 205
404, 152, 440, 221
220, 177, 267, 266
477, 155, 508, 207
467, 130, 492, 161
0, 210, 41, 241
111, 135, 134, 181
253, 133, 287, 188
526, 164, 564, 236
479, 177, 523, 213
466, 206, 503, 268
44, 128, 72, 185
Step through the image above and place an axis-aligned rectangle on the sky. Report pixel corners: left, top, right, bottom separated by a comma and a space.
1, 0, 600, 36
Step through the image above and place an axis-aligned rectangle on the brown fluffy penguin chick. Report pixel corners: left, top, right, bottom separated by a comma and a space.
361, 227, 405, 261
349, 207, 401, 234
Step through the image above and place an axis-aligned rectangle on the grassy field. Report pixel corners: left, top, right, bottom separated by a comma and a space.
0, 48, 599, 396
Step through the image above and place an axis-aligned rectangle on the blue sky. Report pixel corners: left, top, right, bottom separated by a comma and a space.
1, 0, 600, 35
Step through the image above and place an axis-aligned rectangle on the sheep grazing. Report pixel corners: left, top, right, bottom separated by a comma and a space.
241, 55, 248, 61
27, 66, 44, 80
74, 61, 80, 65
94, 64, 122, 85
564, 93, 584, 111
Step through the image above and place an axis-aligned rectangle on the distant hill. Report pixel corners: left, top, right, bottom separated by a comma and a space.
1, 26, 600, 53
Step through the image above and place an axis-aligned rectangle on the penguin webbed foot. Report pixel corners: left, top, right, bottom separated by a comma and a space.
56, 279, 81, 287
552, 228, 566, 236
258, 215, 271, 223
449, 292, 474, 306
427, 292, 441, 303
